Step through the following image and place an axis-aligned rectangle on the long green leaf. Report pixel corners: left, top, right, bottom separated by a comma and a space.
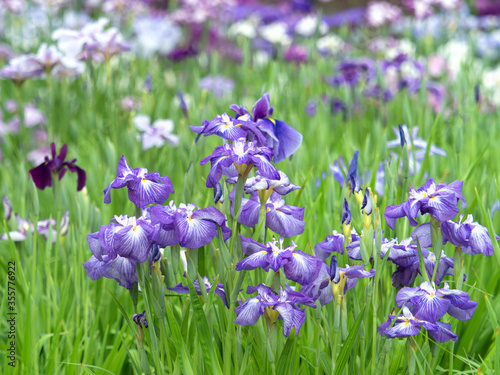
187, 272, 223, 375
334, 306, 366, 375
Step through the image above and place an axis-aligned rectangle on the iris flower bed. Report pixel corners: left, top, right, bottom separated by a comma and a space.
1, 1, 500, 374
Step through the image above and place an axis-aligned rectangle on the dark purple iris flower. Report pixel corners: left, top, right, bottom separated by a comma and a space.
384, 178, 465, 229
396, 281, 477, 323
29, 142, 86, 191
234, 283, 315, 337
378, 306, 457, 343
200, 138, 279, 188
83, 253, 138, 289
87, 214, 154, 264
167, 276, 229, 308
103, 156, 174, 208
148, 202, 231, 249
236, 236, 323, 285
231, 191, 305, 238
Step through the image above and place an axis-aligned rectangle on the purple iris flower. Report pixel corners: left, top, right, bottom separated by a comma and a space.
199, 75, 235, 99
326, 58, 376, 88
384, 178, 465, 229
103, 156, 174, 208
346, 151, 361, 194
200, 138, 279, 188
342, 198, 351, 225
29, 143, 86, 191
234, 284, 315, 337
227, 170, 300, 196
133, 311, 148, 329
378, 306, 457, 343
83, 253, 138, 289
231, 93, 303, 163
190, 113, 265, 144
149, 202, 231, 249
305, 99, 317, 117
87, 214, 154, 264
232, 191, 305, 238
388, 238, 457, 287
314, 230, 359, 260
236, 236, 323, 285
440, 215, 499, 256
301, 257, 376, 306
346, 235, 397, 261
167, 276, 228, 308
396, 281, 477, 323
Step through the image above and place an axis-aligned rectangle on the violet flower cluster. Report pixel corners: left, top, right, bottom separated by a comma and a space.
377, 177, 498, 342
83, 156, 231, 290
378, 281, 477, 342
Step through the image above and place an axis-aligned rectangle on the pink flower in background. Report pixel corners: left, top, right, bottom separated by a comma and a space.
284, 45, 308, 64
427, 55, 447, 78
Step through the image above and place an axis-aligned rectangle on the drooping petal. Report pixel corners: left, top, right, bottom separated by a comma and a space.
382, 319, 421, 338
266, 208, 305, 237
127, 176, 174, 207
175, 215, 217, 249
384, 203, 407, 230
234, 298, 265, 326
283, 250, 324, 285
427, 321, 458, 343
273, 303, 306, 337
236, 250, 271, 271
83, 255, 138, 289
113, 223, 153, 263
29, 162, 53, 190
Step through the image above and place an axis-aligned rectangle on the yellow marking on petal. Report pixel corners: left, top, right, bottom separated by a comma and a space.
141, 179, 146, 182
260, 251, 267, 254
269, 118, 276, 125
133, 226, 138, 231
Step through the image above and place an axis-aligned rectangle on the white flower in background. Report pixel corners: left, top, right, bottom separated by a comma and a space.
385, 39, 416, 60
366, 1, 403, 28
133, 114, 179, 150
133, 16, 182, 57
482, 66, 500, 106
253, 51, 270, 68
294, 15, 328, 37
316, 34, 344, 55
228, 19, 258, 39
437, 39, 470, 79
260, 22, 291, 45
